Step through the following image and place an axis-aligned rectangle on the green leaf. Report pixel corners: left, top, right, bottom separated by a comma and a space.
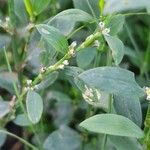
104, 0, 150, 14
13, 114, 30, 127
0, 72, 18, 94
0, 35, 11, 49
80, 114, 144, 138
0, 101, 11, 119
30, 0, 51, 15
26, 91, 43, 124
24, 0, 33, 18
108, 14, 125, 35
36, 24, 69, 54
114, 95, 142, 127
78, 67, 145, 98
43, 126, 81, 150
35, 71, 58, 91
48, 9, 93, 35
73, 0, 100, 18
15, 0, 29, 26
99, 0, 105, 14
108, 135, 143, 150
62, 66, 83, 78
77, 47, 97, 69
0, 128, 7, 148
105, 35, 124, 65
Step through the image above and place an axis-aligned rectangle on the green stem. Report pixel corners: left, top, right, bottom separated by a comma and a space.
77, 32, 101, 51
32, 32, 101, 86
4, 48, 42, 148
0, 130, 38, 150
101, 134, 107, 150
24, 0, 35, 22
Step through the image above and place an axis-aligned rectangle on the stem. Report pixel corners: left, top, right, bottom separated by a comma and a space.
23, 0, 35, 22
77, 32, 101, 51
101, 134, 107, 150
0, 130, 38, 150
3, 48, 42, 147
32, 32, 102, 86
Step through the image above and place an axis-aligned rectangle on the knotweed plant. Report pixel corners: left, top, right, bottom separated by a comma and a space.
0, 0, 150, 149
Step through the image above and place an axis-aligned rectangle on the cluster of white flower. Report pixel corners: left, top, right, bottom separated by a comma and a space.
145, 87, 150, 100
94, 40, 100, 47
82, 85, 94, 102
99, 21, 110, 36
40, 67, 47, 73
0, 17, 10, 29
24, 79, 34, 91
82, 85, 101, 105
58, 60, 69, 70
69, 41, 77, 57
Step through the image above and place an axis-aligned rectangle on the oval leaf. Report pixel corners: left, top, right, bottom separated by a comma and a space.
36, 24, 69, 54
30, 0, 51, 15
0, 128, 7, 148
114, 95, 142, 127
48, 9, 93, 35
80, 114, 144, 138
43, 126, 81, 150
26, 91, 43, 124
105, 35, 124, 65
0, 101, 11, 119
78, 67, 145, 98
13, 114, 30, 126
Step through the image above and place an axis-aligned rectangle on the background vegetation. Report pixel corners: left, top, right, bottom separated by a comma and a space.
0, 0, 150, 149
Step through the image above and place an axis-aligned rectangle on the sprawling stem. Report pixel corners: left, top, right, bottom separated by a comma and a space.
31, 31, 101, 86
0, 130, 38, 150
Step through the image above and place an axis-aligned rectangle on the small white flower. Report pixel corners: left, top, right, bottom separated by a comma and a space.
30, 87, 34, 91
41, 28, 50, 34
63, 60, 69, 65
27, 80, 32, 85
99, 22, 105, 29
24, 87, 30, 92
83, 85, 94, 98
95, 89, 101, 100
58, 64, 65, 69
82, 94, 93, 102
34, 85, 39, 90
102, 28, 110, 36
94, 40, 100, 47
5, 17, 10, 22
69, 48, 76, 57
40, 67, 47, 73
70, 41, 77, 48
145, 87, 150, 101
48, 65, 54, 69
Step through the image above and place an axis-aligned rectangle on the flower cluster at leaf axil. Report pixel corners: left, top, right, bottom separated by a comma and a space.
24, 80, 34, 91
82, 85, 101, 106
99, 21, 110, 36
